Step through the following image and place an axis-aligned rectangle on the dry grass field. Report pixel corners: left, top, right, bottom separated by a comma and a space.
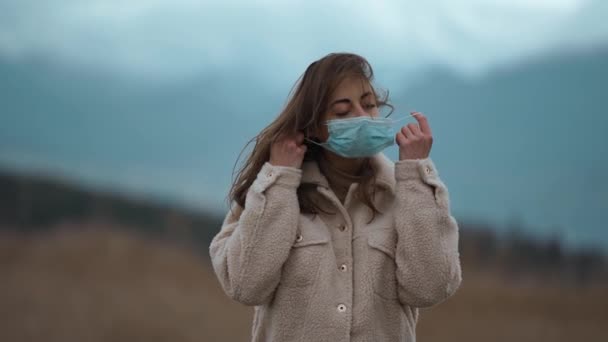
0, 224, 606, 341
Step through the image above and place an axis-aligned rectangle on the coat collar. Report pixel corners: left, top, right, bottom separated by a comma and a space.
301, 153, 395, 191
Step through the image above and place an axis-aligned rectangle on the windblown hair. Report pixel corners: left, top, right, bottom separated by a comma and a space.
228, 52, 393, 218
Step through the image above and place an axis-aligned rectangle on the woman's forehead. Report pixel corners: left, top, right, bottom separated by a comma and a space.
330, 76, 373, 100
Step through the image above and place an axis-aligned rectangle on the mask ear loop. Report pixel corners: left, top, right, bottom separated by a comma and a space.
386, 112, 421, 125
304, 137, 324, 147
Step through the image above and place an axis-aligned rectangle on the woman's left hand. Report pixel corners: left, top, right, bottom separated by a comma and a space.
396, 112, 433, 160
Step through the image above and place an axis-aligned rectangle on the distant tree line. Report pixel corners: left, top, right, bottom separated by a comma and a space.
459, 221, 608, 286
0, 169, 223, 254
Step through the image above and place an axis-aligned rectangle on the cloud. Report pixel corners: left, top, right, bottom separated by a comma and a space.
0, 0, 606, 83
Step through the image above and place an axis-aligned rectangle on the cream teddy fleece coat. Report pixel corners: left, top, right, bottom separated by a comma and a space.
210, 153, 462, 341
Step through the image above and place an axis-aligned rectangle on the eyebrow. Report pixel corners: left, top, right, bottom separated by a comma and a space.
329, 91, 373, 108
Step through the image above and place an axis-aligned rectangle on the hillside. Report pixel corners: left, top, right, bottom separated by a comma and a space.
2, 46, 608, 251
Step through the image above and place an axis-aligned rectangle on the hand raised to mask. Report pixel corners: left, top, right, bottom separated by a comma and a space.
396, 112, 433, 160
269, 131, 308, 169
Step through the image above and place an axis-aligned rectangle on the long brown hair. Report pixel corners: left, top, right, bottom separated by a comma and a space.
228, 52, 393, 216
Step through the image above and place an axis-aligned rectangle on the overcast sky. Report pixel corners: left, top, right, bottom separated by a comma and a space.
1, 0, 607, 85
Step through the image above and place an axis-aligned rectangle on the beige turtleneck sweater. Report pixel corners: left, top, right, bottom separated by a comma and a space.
317, 157, 367, 204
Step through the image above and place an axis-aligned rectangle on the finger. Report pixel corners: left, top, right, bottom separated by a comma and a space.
412, 112, 432, 135
407, 123, 422, 136
395, 132, 407, 146
274, 132, 288, 144
401, 126, 414, 139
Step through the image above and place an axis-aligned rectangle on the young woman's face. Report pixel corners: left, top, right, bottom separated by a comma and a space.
317, 76, 379, 142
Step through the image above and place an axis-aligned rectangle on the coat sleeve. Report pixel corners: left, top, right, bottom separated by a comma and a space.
393, 158, 462, 308
209, 162, 302, 306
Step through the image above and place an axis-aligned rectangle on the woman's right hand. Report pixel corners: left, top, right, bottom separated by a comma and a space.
269, 132, 307, 169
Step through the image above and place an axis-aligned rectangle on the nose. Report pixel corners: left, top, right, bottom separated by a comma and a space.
351, 103, 371, 118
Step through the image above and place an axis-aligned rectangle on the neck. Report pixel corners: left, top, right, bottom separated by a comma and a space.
318, 151, 367, 204
321, 150, 365, 176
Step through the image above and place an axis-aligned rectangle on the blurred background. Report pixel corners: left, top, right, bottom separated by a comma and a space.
1, 0, 607, 341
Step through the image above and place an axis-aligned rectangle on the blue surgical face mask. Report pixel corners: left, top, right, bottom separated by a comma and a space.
305, 115, 410, 158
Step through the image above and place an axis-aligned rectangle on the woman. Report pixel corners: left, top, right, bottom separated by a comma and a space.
209, 52, 462, 341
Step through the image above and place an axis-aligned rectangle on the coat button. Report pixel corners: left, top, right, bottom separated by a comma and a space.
339, 264, 347, 272
338, 224, 347, 232
295, 234, 303, 242
337, 304, 347, 313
